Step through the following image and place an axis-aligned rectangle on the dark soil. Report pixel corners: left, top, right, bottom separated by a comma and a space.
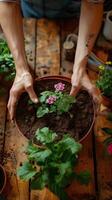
16, 78, 95, 143
109, 15, 112, 21
0, 166, 5, 191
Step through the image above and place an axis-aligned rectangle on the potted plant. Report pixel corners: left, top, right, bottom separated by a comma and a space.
103, 127, 112, 155
95, 111, 112, 155
15, 76, 95, 143
101, 112, 112, 155
96, 61, 112, 106
0, 164, 6, 195
17, 127, 91, 200
0, 39, 15, 90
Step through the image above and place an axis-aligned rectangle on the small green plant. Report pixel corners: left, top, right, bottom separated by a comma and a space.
0, 39, 15, 81
96, 61, 112, 99
17, 127, 91, 200
101, 112, 112, 155
36, 82, 76, 118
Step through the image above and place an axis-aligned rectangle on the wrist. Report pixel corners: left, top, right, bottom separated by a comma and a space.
73, 64, 85, 74
16, 66, 30, 78
15, 60, 30, 75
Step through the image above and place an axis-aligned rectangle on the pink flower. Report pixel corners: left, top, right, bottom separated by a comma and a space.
46, 96, 57, 105
54, 82, 65, 92
107, 143, 112, 155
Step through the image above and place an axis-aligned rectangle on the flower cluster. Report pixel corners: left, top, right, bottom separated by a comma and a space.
54, 82, 65, 92
101, 112, 112, 156
107, 144, 112, 155
46, 95, 57, 105
36, 82, 75, 118
46, 83, 65, 104
96, 61, 112, 99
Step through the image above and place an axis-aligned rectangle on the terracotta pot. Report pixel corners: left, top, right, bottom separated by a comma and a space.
102, 95, 112, 107
15, 75, 96, 144
0, 164, 6, 194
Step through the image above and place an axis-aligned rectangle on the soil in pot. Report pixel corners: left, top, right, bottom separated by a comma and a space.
0, 166, 5, 193
16, 78, 95, 143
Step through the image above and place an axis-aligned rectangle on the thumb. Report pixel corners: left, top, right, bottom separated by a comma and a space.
70, 85, 80, 96
26, 85, 38, 103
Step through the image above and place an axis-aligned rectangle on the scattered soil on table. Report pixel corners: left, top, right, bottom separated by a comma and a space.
70, 193, 96, 200
0, 166, 5, 191
16, 78, 95, 143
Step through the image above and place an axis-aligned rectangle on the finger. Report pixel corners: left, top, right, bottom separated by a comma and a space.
25, 84, 38, 103
7, 95, 17, 120
81, 74, 103, 108
90, 87, 103, 104
70, 85, 81, 96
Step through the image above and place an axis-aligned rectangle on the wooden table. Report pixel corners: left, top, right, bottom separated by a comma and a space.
0, 19, 112, 200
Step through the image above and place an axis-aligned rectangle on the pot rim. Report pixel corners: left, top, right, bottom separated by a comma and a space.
15, 75, 96, 144
0, 164, 6, 194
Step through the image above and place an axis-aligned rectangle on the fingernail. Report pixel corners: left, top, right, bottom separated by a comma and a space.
11, 119, 14, 123
34, 98, 38, 103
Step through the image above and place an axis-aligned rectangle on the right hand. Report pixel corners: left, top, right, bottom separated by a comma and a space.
70, 68, 102, 104
7, 71, 38, 120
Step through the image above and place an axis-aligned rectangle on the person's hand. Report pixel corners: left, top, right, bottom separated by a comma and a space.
70, 68, 102, 104
7, 72, 38, 120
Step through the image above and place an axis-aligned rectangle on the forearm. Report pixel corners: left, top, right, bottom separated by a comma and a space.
73, 0, 103, 72
0, 2, 28, 75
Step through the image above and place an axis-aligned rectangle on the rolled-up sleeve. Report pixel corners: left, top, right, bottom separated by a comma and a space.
0, 0, 19, 2
87, 0, 104, 3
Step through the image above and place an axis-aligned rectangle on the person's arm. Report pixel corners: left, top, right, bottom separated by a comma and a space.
0, 2, 38, 120
70, 0, 103, 102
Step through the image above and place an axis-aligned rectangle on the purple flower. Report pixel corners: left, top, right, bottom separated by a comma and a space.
107, 143, 112, 155
46, 96, 57, 105
54, 82, 65, 92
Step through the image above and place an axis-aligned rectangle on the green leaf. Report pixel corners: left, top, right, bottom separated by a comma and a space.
103, 137, 112, 146
54, 135, 82, 157
17, 127, 89, 200
53, 161, 74, 187
29, 149, 52, 163
27, 142, 51, 163
36, 106, 49, 118
58, 161, 72, 176
31, 171, 49, 190
108, 112, 112, 122
49, 183, 69, 200
28, 99, 34, 105
35, 127, 57, 144
39, 91, 54, 103
27, 142, 40, 154
17, 162, 37, 180
102, 128, 112, 135
56, 94, 75, 114
75, 170, 91, 185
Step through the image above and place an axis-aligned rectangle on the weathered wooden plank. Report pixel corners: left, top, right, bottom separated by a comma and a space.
88, 69, 112, 200
31, 188, 58, 200
94, 114, 112, 200
67, 133, 96, 200
35, 19, 60, 77
23, 19, 36, 72
0, 94, 7, 163
2, 19, 36, 200
60, 20, 96, 199
3, 119, 29, 200
31, 19, 61, 200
